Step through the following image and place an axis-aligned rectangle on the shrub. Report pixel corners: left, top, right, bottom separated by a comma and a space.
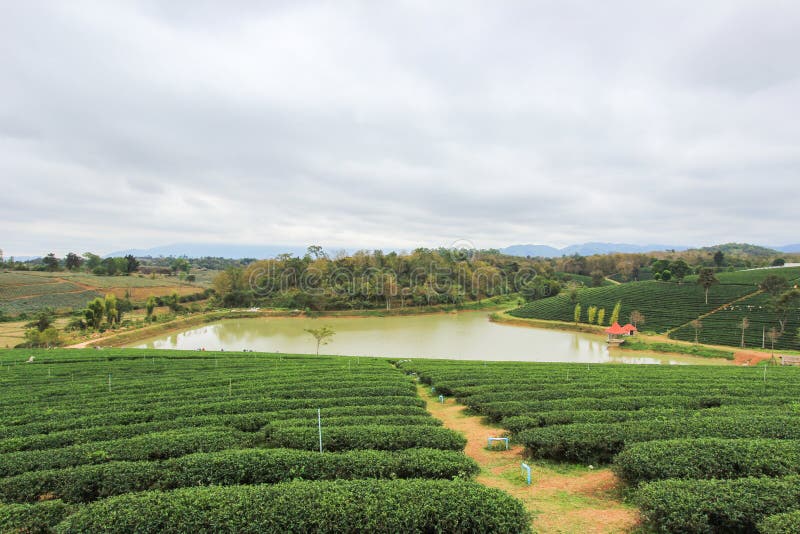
55, 480, 531, 533
614, 438, 800, 484
758, 510, 800, 533
0, 501, 75, 534
635, 476, 800, 533
0, 428, 249, 477
517, 416, 800, 463
0, 448, 479, 504
267, 425, 467, 452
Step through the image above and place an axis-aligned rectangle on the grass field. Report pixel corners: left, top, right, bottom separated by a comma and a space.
0, 271, 212, 316
0, 349, 528, 533
400, 359, 800, 532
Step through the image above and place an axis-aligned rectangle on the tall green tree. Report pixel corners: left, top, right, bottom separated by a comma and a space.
104, 294, 120, 326
124, 255, 140, 274
609, 301, 621, 325
573, 303, 582, 324
145, 296, 157, 320
65, 252, 83, 271
85, 298, 105, 329
669, 260, 691, 283
43, 253, 60, 271
587, 306, 597, 324
761, 275, 789, 297
772, 289, 800, 335
26, 311, 54, 332
83, 252, 102, 271
597, 308, 606, 326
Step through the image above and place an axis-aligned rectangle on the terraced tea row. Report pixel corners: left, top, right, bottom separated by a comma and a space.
0, 349, 529, 533
398, 359, 800, 532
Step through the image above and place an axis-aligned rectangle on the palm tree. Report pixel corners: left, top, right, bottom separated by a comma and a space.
697, 268, 719, 305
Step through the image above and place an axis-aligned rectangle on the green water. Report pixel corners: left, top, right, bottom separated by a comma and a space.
130, 312, 720, 364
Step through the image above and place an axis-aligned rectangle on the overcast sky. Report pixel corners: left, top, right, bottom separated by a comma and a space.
1, 1, 798, 256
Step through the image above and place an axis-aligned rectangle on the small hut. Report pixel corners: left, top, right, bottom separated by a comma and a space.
621, 324, 638, 336
605, 322, 627, 345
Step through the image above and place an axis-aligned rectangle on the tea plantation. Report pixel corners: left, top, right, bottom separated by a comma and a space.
399, 359, 800, 532
671, 291, 800, 350
0, 271, 209, 315
0, 349, 529, 533
510, 266, 800, 350
510, 280, 757, 332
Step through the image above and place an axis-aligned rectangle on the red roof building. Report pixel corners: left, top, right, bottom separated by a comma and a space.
605, 322, 627, 345
621, 323, 638, 334
605, 322, 627, 335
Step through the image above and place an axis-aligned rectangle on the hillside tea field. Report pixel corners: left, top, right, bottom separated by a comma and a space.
0, 349, 529, 533
510, 280, 758, 332
510, 267, 800, 350
398, 359, 800, 533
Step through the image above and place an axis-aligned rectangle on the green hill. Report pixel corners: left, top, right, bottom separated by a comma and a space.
510, 267, 800, 349
695, 243, 780, 257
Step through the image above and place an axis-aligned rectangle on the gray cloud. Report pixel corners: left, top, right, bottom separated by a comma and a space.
1, 1, 798, 256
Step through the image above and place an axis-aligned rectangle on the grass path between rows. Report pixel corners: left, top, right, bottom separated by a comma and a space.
417, 384, 639, 533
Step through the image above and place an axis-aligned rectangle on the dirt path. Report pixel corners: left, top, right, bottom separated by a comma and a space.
66, 334, 120, 349
734, 349, 776, 366
419, 385, 639, 533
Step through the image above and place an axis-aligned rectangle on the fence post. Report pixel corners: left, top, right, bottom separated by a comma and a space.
521, 462, 531, 485
318, 408, 323, 453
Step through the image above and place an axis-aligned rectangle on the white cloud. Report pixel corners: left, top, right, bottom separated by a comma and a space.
1, 1, 798, 256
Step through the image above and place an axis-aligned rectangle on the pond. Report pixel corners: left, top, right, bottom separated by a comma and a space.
129, 312, 718, 364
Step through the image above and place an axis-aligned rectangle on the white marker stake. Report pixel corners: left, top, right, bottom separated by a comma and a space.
318, 408, 323, 453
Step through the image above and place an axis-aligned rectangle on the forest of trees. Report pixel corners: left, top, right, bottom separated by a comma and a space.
212, 248, 557, 310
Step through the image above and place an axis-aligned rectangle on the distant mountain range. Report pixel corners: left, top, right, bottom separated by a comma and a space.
500, 243, 689, 257
90, 241, 800, 260
106, 243, 310, 259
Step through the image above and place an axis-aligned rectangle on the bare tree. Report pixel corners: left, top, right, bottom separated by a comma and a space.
767, 327, 781, 362
690, 319, 703, 344
630, 310, 645, 329
738, 317, 750, 348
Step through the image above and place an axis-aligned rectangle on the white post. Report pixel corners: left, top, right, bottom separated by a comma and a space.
108, 374, 111, 392
229, 379, 232, 397
318, 408, 323, 453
